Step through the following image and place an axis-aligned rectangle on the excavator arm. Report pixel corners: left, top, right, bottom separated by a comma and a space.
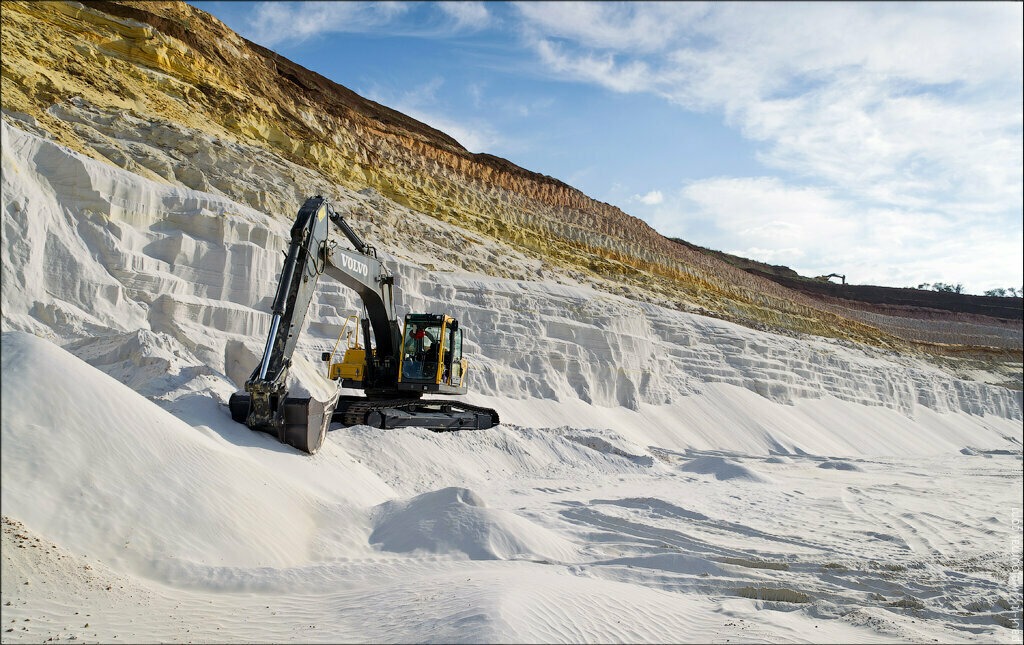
243, 197, 329, 434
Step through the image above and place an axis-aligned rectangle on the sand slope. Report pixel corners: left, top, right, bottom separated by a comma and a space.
2, 119, 1022, 642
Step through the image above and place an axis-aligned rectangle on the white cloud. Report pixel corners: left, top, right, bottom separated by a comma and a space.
364, 80, 503, 153
734, 77, 1024, 218
405, 110, 501, 153
245, 2, 409, 46
670, 176, 858, 250
437, 2, 490, 31
242, 0, 491, 46
644, 176, 1022, 294
635, 190, 663, 205
518, 3, 1023, 194
467, 83, 485, 109
535, 40, 654, 94
739, 247, 805, 264
514, 2, 706, 54
518, 3, 1023, 209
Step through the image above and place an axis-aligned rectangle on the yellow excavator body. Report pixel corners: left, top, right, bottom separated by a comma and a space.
329, 347, 367, 381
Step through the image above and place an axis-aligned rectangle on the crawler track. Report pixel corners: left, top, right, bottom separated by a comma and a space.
229, 392, 499, 454
335, 396, 500, 430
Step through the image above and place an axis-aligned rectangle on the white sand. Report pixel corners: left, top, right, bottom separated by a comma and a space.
2, 119, 1022, 643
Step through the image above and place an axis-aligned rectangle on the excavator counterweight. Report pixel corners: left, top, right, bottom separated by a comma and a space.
229, 196, 499, 454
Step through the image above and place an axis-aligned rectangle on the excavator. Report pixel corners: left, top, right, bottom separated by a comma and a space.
228, 195, 500, 454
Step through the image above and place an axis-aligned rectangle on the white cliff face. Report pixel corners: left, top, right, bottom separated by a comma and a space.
3, 119, 1019, 433
419, 267, 1022, 420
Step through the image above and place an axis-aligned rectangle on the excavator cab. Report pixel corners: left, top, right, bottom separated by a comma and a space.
398, 313, 468, 394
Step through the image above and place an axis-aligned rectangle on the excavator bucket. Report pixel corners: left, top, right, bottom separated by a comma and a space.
228, 389, 341, 454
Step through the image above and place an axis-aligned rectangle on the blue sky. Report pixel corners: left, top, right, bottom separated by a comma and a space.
192, 1, 1023, 295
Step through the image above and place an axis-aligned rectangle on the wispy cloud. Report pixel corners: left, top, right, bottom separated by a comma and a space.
363, 79, 503, 153
405, 110, 502, 154
245, 2, 409, 46
634, 190, 663, 206
514, 2, 706, 54
243, 0, 490, 46
437, 2, 491, 31
517, 3, 1022, 207
535, 40, 653, 93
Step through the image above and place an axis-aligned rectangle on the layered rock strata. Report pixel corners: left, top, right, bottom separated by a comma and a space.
1, 0, 1019, 364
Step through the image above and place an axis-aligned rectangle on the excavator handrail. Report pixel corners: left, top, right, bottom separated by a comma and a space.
324, 314, 362, 375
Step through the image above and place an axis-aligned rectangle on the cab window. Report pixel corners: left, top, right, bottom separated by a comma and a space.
402, 322, 443, 381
